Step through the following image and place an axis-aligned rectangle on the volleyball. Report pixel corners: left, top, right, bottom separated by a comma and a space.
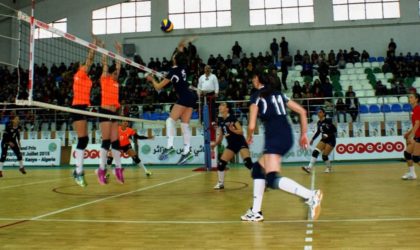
160, 18, 174, 32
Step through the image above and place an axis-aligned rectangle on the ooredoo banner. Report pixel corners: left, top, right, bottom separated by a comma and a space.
334, 136, 405, 160
69, 144, 135, 165
0, 139, 61, 166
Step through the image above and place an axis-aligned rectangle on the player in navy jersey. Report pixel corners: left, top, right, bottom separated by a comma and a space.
147, 37, 198, 165
241, 69, 323, 222
211, 102, 253, 189
0, 116, 26, 177
302, 108, 337, 173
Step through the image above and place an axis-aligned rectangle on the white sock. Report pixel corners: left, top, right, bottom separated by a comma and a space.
75, 149, 84, 174
251, 179, 266, 213
278, 177, 313, 200
99, 148, 108, 170
111, 148, 122, 168
19, 160, 24, 169
0, 162, 3, 171
166, 118, 176, 148
181, 123, 191, 154
409, 166, 416, 175
308, 149, 321, 168
325, 160, 331, 168
217, 170, 225, 184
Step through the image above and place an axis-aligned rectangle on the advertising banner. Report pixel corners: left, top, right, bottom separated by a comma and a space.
335, 136, 405, 160
0, 139, 61, 166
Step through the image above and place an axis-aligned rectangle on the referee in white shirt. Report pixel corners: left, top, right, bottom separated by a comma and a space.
198, 65, 219, 125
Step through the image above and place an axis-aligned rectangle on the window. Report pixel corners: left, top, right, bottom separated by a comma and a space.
34, 18, 67, 39
333, 0, 400, 21
168, 0, 231, 29
249, 0, 314, 26
92, 0, 151, 35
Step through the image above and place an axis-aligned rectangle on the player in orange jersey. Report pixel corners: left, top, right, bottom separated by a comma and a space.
71, 37, 98, 187
96, 41, 123, 184
107, 120, 154, 176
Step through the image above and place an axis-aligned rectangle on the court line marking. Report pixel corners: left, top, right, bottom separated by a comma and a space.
0, 170, 175, 190
30, 173, 200, 220
1, 216, 420, 224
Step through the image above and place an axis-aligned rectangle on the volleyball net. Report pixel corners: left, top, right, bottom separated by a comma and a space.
0, 3, 165, 124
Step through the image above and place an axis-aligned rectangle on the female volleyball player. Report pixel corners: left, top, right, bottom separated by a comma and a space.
71, 37, 97, 187
0, 116, 26, 177
211, 102, 253, 189
401, 93, 420, 180
107, 120, 153, 177
97, 41, 123, 184
146, 37, 197, 165
241, 69, 323, 222
302, 108, 337, 174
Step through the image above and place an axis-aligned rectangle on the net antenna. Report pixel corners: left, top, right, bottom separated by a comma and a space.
13, 3, 166, 124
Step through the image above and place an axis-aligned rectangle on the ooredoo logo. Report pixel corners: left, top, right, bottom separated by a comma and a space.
336, 141, 404, 154
72, 149, 130, 159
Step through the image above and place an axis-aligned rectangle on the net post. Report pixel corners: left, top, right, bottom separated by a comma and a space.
203, 98, 212, 171
27, 0, 35, 102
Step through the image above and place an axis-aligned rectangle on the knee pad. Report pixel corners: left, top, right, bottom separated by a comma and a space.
266, 172, 282, 189
251, 162, 265, 179
217, 159, 227, 171
243, 157, 253, 170
413, 155, 420, 163
77, 136, 89, 150
404, 151, 412, 161
111, 140, 120, 150
101, 140, 111, 150
132, 155, 141, 164
312, 148, 320, 158
107, 156, 113, 165
322, 155, 329, 161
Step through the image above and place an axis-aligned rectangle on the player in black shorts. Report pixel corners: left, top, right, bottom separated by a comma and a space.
240, 69, 323, 222
0, 116, 26, 177
302, 108, 337, 173
146, 37, 198, 165
211, 102, 253, 189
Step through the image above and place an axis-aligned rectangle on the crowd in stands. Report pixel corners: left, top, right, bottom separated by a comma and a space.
0, 37, 418, 129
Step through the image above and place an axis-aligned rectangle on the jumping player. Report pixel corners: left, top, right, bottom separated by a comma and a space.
107, 121, 153, 176
241, 69, 323, 222
212, 102, 253, 189
146, 37, 197, 165
0, 116, 26, 177
401, 93, 420, 180
71, 37, 98, 187
97, 41, 123, 184
302, 108, 337, 174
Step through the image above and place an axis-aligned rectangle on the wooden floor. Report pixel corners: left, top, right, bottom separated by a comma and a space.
1, 162, 420, 250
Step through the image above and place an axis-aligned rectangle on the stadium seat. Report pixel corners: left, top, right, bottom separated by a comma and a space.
359, 105, 369, 114
142, 112, 151, 120
371, 62, 380, 68
391, 104, 402, 112
340, 74, 349, 81
403, 103, 412, 112
294, 65, 303, 71
377, 56, 385, 62
399, 96, 408, 103
368, 57, 377, 62
345, 63, 354, 68
150, 112, 159, 120
191, 111, 199, 120
158, 112, 169, 120
365, 90, 375, 97
369, 104, 380, 113
386, 96, 399, 104
381, 104, 391, 113
354, 62, 362, 68
362, 62, 372, 68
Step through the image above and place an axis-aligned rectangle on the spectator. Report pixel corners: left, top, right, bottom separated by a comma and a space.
270, 68, 282, 91
375, 80, 387, 96
348, 47, 361, 63
294, 50, 303, 65
335, 98, 347, 123
345, 85, 356, 97
270, 38, 279, 63
361, 50, 370, 62
321, 78, 333, 98
345, 91, 359, 122
388, 38, 397, 57
280, 61, 288, 90
292, 81, 302, 96
232, 41, 242, 58
279, 36, 289, 58
317, 58, 329, 84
